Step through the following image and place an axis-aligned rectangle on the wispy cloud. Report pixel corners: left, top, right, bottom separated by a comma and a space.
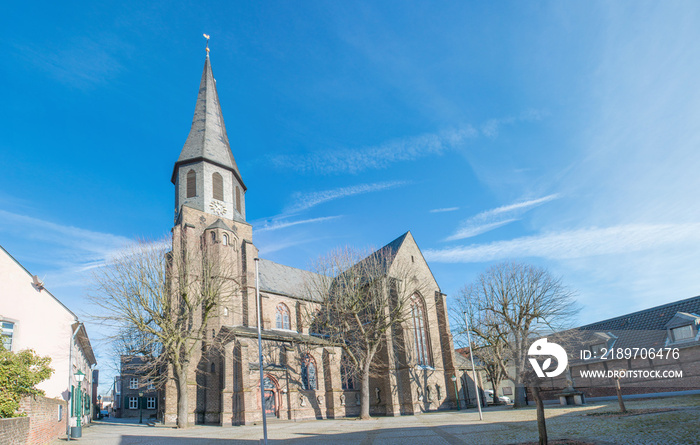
15, 39, 126, 89
255, 216, 342, 233
269, 126, 478, 175
445, 194, 560, 241
430, 207, 459, 213
427, 223, 700, 263
286, 181, 409, 214
0, 209, 133, 289
481, 109, 546, 138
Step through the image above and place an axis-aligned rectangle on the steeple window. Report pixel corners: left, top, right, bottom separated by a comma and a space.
186, 170, 197, 198
212, 173, 224, 201
235, 187, 241, 213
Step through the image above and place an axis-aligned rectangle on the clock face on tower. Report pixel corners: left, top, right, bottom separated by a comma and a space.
209, 200, 226, 216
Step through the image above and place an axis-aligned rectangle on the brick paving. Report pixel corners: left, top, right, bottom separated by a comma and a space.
55, 395, 700, 445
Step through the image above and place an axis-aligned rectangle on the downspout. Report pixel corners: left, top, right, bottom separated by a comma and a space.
66, 322, 82, 441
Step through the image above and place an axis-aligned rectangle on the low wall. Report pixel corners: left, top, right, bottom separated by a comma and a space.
0, 396, 69, 445
0, 417, 30, 445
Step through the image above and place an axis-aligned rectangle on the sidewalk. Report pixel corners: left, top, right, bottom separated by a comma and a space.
54, 395, 700, 445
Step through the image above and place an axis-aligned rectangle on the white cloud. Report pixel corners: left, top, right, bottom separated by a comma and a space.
427, 223, 700, 263
270, 126, 478, 175
445, 194, 560, 242
255, 216, 342, 233
430, 207, 459, 213
286, 181, 409, 214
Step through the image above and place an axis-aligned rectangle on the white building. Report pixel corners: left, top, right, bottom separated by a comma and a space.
0, 244, 96, 428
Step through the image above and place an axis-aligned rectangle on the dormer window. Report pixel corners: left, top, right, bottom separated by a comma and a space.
671, 325, 694, 342
590, 343, 606, 356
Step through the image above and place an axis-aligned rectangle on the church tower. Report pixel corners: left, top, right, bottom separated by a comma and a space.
172, 53, 247, 222
165, 49, 260, 426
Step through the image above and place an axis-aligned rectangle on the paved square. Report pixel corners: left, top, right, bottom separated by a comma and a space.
57, 395, 700, 445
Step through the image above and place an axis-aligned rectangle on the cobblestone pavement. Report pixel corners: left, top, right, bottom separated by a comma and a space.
55, 395, 700, 445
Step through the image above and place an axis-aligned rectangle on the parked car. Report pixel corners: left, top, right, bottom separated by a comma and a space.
483, 390, 511, 404
100, 410, 109, 418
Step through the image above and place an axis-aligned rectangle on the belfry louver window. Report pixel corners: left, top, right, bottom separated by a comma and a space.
186, 170, 196, 198
212, 172, 224, 201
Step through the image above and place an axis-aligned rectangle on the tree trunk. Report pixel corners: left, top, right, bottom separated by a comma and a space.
513, 357, 527, 408
615, 378, 626, 413
532, 386, 547, 445
360, 359, 372, 420
174, 366, 189, 429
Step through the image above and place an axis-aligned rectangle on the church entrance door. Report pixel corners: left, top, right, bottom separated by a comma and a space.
263, 375, 278, 418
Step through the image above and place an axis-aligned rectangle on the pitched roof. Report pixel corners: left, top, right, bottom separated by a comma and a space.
257, 259, 328, 301
172, 56, 245, 189
206, 218, 233, 231
561, 295, 700, 361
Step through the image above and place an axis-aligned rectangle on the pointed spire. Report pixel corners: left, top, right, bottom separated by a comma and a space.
172, 53, 245, 190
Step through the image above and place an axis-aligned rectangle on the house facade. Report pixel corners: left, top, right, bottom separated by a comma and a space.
162, 52, 459, 425
115, 356, 162, 420
0, 244, 97, 434
540, 295, 700, 402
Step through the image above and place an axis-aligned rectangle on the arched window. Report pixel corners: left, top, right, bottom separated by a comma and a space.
223, 234, 229, 246
235, 187, 241, 213
411, 294, 431, 367
212, 172, 224, 201
186, 170, 196, 198
210, 232, 216, 243
301, 354, 317, 390
341, 356, 355, 390
275, 303, 290, 330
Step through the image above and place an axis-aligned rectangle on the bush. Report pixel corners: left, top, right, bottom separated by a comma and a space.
0, 347, 53, 418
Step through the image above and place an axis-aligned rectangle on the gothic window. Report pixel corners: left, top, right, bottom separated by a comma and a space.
223, 234, 229, 245
212, 172, 224, 201
341, 356, 355, 390
411, 294, 432, 367
275, 303, 291, 330
301, 354, 317, 390
235, 187, 241, 213
186, 170, 196, 198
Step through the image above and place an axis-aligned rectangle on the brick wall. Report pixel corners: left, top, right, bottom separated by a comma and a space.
0, 417, 30, 445
17, 395, 67, 445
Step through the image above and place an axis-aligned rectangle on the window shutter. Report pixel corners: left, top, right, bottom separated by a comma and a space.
213, 173, 224, 201
187, 170, 196, 198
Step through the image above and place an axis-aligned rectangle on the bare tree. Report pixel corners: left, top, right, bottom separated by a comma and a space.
89, 234, 238, 428
303, 246, 425, 420
455, 262, 579, 409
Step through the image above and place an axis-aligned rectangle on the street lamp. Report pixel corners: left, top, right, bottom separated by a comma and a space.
451, 375, 460, 410
74, 370, 86, 438
139, 392, 144, 424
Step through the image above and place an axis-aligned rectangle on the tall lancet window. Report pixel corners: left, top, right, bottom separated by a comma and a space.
212, 172, 224, 201
275, 303, 290, 330
235, 187, 241, 213
186, 170, 197, 198
411, 294, 432, 367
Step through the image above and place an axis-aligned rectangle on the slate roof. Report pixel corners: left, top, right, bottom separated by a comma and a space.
206, 218, 233, 231
221, 325, 332, 346
561, 295, 700, 364
172, 55, 245, 189
257, 258, 328, 301
257, 232, 410, 302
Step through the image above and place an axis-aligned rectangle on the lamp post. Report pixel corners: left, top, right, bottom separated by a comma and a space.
451, 375, 460, 410
74, 370, 86, 438
139, 392, 144, 424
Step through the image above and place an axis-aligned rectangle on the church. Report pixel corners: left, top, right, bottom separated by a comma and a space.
163, 50, 459, 426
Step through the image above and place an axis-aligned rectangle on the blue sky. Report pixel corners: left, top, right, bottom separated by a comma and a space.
2, 1, 700, 390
